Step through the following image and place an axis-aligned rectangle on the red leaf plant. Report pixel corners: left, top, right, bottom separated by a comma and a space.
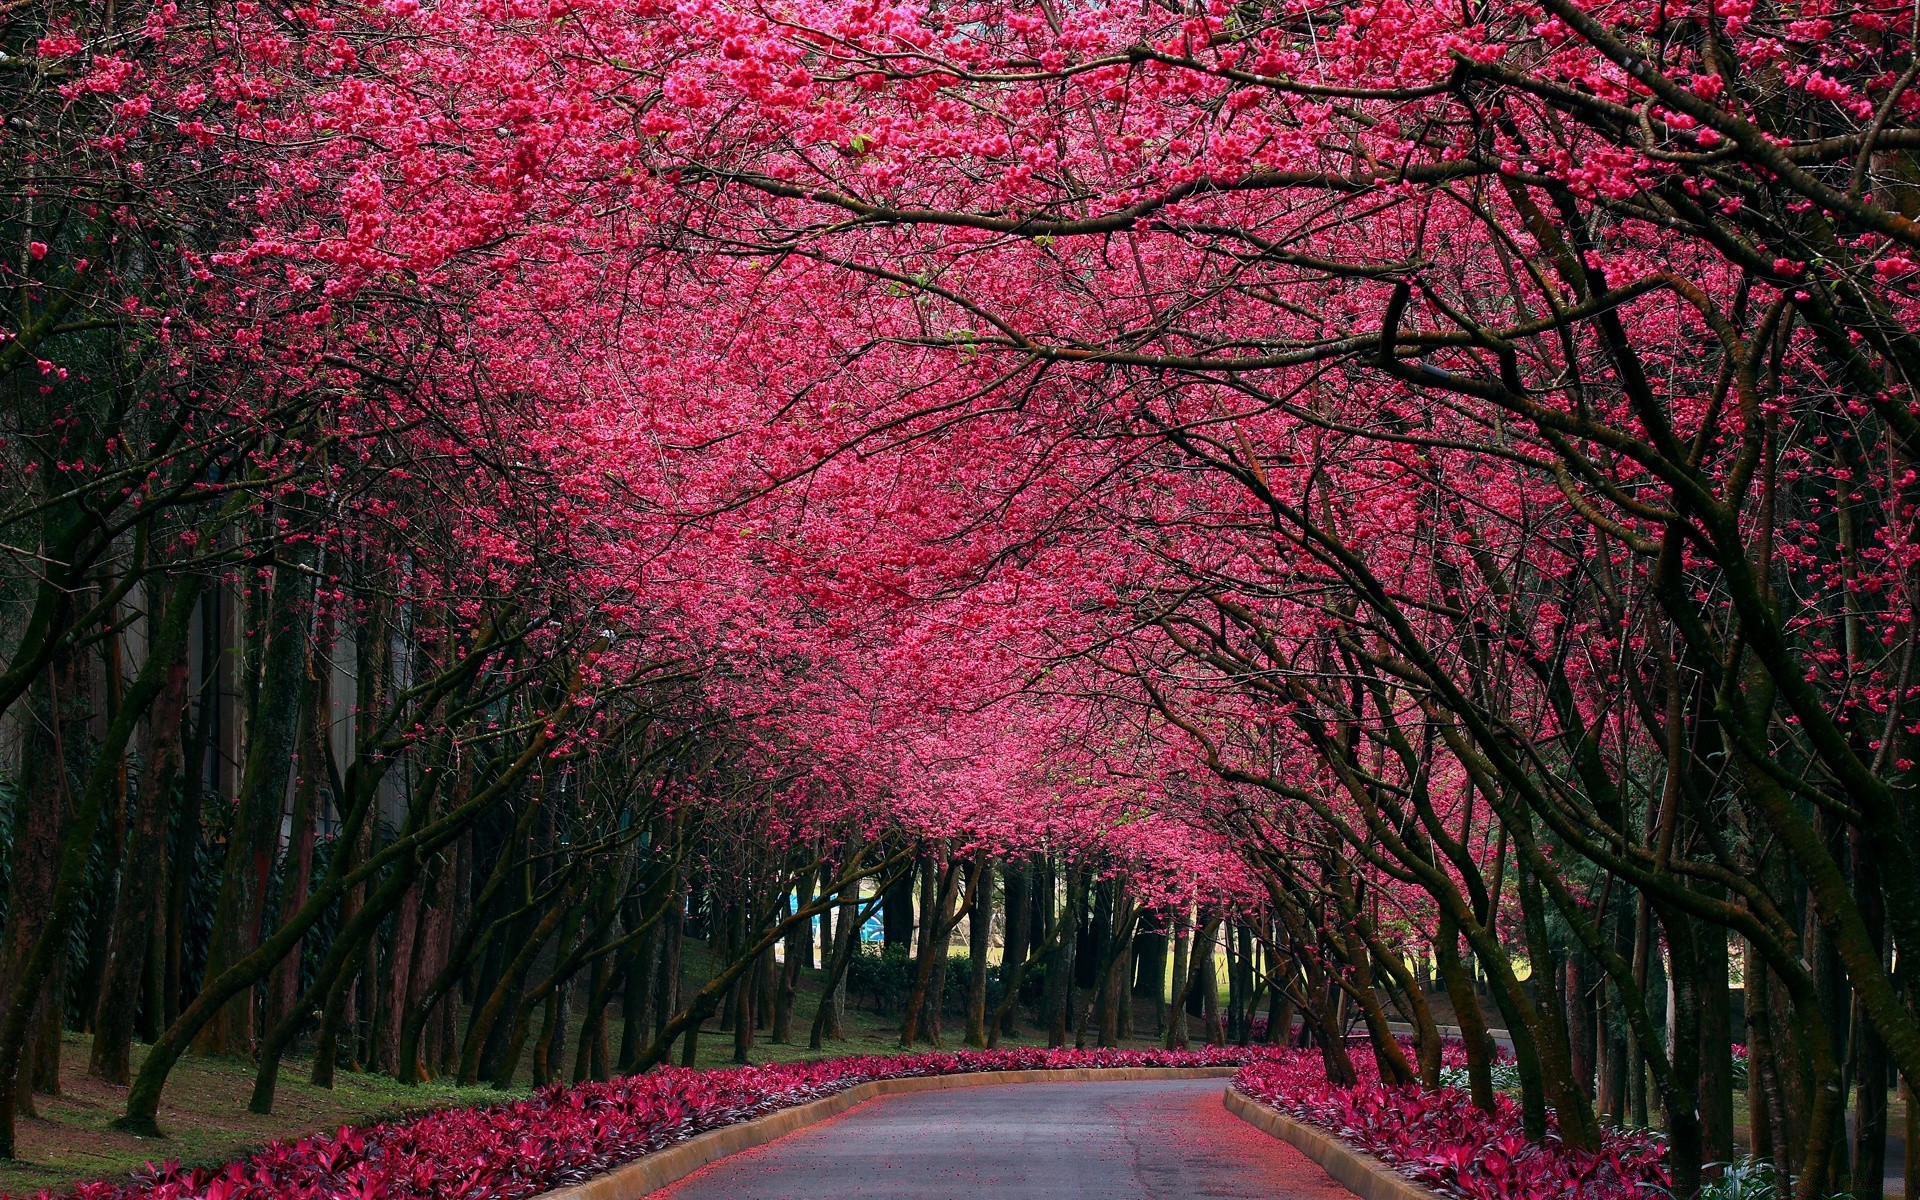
35, 1048, 1269, 1200
1233, 1052, 1669, 1200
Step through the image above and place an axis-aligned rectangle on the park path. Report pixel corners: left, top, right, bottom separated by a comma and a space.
654, 1077, 1358, 1200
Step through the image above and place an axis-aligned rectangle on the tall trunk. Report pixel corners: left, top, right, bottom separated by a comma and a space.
998, 860, 1030, 1037
90, 607, 192, 1085
1566, 953, 1594, 1101
312, 788, 376, 1089
531, 982, 565, 1087
0, 574, 202, 1156
882, 865, 915, 955
78, 613, 130, 1034
1043, 867, 1082, 1048
813, 864, 831, 972
756, 930, 776, 1033
1698, 918, 1736, 1164
1516, 852, 1602, 1149
1225, 923, 1247, 1045
266, 635, 328, 1036
926, 933, 952, 1044
618, 919, 659, 1073
1600, 893, 1634, 1124
194, 550, 314, 1056
436, 839, 466, 1080
1435, 912, 1496, 1112
732, 944, 758, 1063
1075, 880, 1113, 1049
460, 898, 567, 1086
773, 879, 806, 1043
2, 640, 88, 1120
163, 593, 219, 1029
901, 855, 961, 1047
377, 884, 422, 1074
1267, 965, 1294, 1046
1746, 939, 1779, 1167
809, 882, 872, 1050
1903, 1078, 1917, 1200
574, 949, 615, 1084
306, 937, 368, 1092
830, 881, 855, 1034
406, 856, 453, 1084
1165, 909, 1192, 1050
965, 856, 993, 1047
1100, 886, 1132, 1048
1199, 927, 1223, 1045
1626, 892, 1652, 1128
1134, 926, 1166, 1007
1849, 826, 1889, 1200
653, 881, 684, 1038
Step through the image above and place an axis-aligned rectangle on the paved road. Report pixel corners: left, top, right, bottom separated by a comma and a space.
655, 1078, 1356, 1200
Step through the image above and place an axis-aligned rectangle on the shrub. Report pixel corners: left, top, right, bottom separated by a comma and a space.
1436, 1060, 1523, 1093
1697, 1158, 1777, 1200
844, 946, 915, 1013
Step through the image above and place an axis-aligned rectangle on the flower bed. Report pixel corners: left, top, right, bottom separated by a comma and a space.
46, 1047, 1265, 1200
43, 1041, 1675, 1200
1232, 1052, 1669, 1200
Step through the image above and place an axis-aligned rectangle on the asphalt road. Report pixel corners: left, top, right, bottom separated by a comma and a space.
654, 1078, 1357, 1200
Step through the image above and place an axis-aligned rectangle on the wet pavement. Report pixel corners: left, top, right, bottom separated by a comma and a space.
655, 1078, 1358, 1200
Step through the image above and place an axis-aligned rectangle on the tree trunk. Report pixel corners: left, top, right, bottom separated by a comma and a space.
1100, 889, 1133, 1048
265, 636, 328, 1036
1044, 868, 1083, 1048
882, 865, 915, 955
901, 855, 961, 1047
0, 575, 201, 1155
810, 883, 873, 1050
998, 860, 1030, 1037
1075, 880, 1113, 1049
194, 551, 314, 1056
773, 877, 807, 1043
163, 592, 219, 1030
1198, 923, 1223, 1045
618, 919, 659, 1073
965, 856, 993, 1047
1165, 909, 1191, 1050
653, 881, 684, 1039
90, 608, 192, 1085
1, 643, 88, 1121
1435, 913, 1498, 1112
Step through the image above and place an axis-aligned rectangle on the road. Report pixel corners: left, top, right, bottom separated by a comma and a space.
655, 1077, 1357, 1199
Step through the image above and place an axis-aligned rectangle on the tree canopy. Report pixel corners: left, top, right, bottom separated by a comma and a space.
1, 0, 1916, 1196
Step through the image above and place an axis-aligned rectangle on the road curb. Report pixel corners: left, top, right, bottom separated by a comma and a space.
534, 1065, 1242, 1200
1223, 1087, 1446, 1200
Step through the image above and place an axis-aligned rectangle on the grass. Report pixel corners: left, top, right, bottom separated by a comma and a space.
0, 947, 1181, 1198
0, 1034, 508, 1197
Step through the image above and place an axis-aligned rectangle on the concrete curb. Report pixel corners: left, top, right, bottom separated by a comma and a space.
534, 1065, 1243, 1200
1223, 1087, 1446, 1200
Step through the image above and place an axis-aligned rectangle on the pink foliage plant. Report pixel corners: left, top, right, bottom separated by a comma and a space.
31, 1043, 1676, 1200
42, 1048, 1268, 1200
1235, 1052, 1669, 1200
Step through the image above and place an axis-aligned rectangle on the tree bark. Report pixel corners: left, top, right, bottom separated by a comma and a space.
965, 856, 993, 1047
998, 860, 1030, 1037
194, 549, 314, 1056
0, 573, 202, 1155
1165, 909, 1191, 1050
90, 597, 193, 1085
